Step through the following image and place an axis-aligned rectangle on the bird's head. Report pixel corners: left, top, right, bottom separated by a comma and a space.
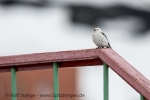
94, 27, 103, 33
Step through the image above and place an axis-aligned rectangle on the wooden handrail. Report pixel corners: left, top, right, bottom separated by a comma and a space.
0, 48, 149, 99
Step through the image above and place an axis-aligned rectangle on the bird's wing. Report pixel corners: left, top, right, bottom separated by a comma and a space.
102, 32, 111, 48
102, 32, 108, 39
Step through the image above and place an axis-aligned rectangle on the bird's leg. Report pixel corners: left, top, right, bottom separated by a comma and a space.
97, 46, 102, 49
106, 46, 111, 48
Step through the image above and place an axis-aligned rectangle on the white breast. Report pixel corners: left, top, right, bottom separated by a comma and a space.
92, 32, 109, 47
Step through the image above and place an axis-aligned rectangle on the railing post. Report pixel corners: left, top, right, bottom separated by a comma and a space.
11, 68, 17, 100
53, 62, 59, 100
103, 62, 109, 100
140, 95, 145, 100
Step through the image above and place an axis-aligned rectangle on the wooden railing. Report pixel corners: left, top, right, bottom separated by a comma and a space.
0, 48, 149, 100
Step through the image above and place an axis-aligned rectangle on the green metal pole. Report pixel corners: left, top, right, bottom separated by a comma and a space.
53, 62, 59, 100
11, 68, 17, 100
103, 62, 109, 100
140, 95, 145, 100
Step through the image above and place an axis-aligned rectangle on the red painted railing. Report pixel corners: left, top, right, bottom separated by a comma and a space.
0, 48, 150, 100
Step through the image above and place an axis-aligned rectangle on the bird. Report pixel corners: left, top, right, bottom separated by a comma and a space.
92, 27, 111, 48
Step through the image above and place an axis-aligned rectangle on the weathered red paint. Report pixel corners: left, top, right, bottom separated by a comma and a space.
59, 58, 102, 68
0, 49, 101, 72
98, 49, 150, 100
0, 48, 150, 99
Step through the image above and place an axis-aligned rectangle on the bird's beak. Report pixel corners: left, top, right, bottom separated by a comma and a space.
94, 28, 96, 31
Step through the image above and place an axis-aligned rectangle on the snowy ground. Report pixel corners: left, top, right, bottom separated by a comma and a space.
0, 1, 150, 100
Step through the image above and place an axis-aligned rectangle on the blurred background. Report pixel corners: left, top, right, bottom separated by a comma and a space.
0, 0, 150, 100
